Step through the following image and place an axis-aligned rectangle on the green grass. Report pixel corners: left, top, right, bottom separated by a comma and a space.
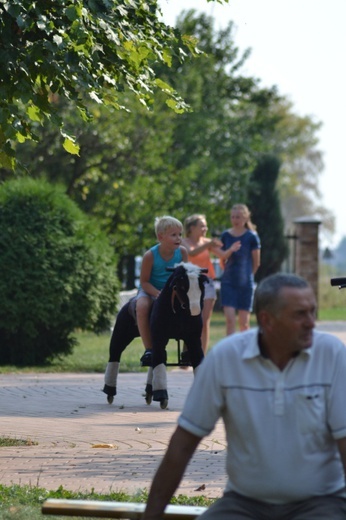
0, 484, 214, 520
317, 266, 346, 319
317, 307, 346, 320
0, 437, 38, 447
0, 311, 229, 375
0, 298, 345, 376
0, 485, 213, 520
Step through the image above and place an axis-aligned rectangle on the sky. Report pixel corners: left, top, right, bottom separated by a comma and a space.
158, 0, 346, 249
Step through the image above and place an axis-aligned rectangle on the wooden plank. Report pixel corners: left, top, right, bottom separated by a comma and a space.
42, 499, 207, 519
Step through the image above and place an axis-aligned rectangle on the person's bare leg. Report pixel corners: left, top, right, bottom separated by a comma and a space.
136, 296, 153, 350
238, 310, 250, 331
223, 305, 237, 335
201, 299, 215, 354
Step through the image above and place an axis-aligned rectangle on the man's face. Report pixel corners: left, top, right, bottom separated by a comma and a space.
267, 286, 316, 353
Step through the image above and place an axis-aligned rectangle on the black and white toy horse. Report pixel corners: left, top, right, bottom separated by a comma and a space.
103, 262, 208, 408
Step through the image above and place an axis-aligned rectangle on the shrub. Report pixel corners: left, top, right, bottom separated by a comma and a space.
0, 178, 119, 365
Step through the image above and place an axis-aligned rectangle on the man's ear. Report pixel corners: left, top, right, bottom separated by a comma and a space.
257, 310, 275, 331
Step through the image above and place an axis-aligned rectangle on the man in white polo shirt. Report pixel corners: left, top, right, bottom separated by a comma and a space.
142, 273, 346, 520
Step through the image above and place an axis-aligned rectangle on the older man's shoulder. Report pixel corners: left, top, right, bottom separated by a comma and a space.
210, 328, 258, 354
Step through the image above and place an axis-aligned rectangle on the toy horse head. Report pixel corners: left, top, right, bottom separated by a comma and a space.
168, 262, 209, 316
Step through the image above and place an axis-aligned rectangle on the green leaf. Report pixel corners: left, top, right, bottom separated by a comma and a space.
16, 132, 27, 143
27, 105, 42, 123
62, 137, 80, 155
65, 5, 81, 22
165, 98, 186, 114
0, 151, 15, 169
3, 3, 21, 18
155, 78, 174, 94
162, 49, 172, 67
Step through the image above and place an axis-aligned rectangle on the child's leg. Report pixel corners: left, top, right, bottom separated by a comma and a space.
238, 309, 250, 331
237, 287, 253, 332
136, 295, 154, 350
201, 298, 215, 354
223, 305, 237, 335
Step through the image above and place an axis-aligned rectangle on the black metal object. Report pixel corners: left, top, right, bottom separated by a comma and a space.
330, 277, 346, 289
166, 338, 190, 367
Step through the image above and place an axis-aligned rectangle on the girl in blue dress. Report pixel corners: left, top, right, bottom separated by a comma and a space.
221, 204, 261, 334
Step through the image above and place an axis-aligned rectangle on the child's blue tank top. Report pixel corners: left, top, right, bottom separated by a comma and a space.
149, 244, 183, 290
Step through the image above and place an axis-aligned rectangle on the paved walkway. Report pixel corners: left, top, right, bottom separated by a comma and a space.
1, 322, 346, 499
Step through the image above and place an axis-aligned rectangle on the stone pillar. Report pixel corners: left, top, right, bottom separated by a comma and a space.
294, 217, 321, 306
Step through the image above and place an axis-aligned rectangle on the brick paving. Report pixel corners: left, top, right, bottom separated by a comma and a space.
0, 370, 227, 498
0, 322, 345, 499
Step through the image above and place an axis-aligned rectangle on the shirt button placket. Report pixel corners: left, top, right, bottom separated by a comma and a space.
274, 372, 285, 416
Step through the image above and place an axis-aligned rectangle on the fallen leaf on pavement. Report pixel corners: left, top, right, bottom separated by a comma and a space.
91, 443, 114, 448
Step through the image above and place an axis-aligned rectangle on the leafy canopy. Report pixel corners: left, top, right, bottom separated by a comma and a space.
0, 0, 228, 168
6, 10, 330, 260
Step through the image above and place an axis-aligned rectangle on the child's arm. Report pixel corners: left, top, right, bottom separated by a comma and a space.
181, 237, 222, 257
212, 234, 241, 270
180, 245, 188, 262
252, 248, 261, 274
140, 250, 160, 298
211, 241, 241, 260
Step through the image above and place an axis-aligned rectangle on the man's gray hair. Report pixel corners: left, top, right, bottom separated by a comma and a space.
254, 272, 310, 316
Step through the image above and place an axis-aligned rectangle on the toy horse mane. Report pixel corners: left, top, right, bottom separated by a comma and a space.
174, 262, 205, 277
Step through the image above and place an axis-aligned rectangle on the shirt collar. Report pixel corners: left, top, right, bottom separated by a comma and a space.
242, 329, 262, 359
242, 328, 313, 360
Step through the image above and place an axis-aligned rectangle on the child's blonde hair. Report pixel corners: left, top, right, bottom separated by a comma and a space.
154, 216, 183, 238
184, 214, 206, 237
231, 204, 256, 231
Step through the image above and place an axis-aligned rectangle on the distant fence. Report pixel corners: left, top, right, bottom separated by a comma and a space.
110, 289, 138, 331
117, 289, 137, 312
283, 233, 298, 273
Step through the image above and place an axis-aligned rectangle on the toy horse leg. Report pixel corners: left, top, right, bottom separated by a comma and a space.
102, 300, 139, 403
152, 363, 168, 409
150, 332, 169, 408
103, 362, 120, 404
108, 301, 139, 361
183, 320, 204, 369
184, 338, 203, 369
144, 367, 153, 405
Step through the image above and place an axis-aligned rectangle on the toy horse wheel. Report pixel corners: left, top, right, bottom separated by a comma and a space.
107, 395, 114, 404
144, 383, 153, 405
160, 399, 168, 409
